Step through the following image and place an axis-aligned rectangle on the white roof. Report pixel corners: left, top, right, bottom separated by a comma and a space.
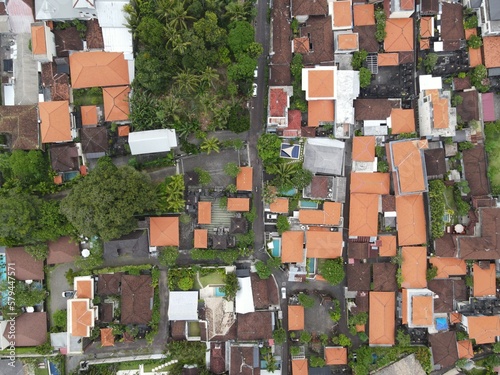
419, 75, 442, 91
128, 129, 178, 155
102, 27, 133, 54
168, 291, 199, 321
3, 85, 14, 106
336, 70, 360, 125
95, 0, 128, 27
235, 277, 255, 314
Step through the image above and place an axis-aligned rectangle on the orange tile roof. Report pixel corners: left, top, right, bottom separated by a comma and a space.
473, 263, 496, 297
332, 1, 353, 28
384, 18, 414, 52
483, 36, 500, 68
282, 231, 304, 263
194, 229, 208, 249
348, 193, 379, 237
81, 105, 98, 126
69, 51, 130, 89
308, 70, 334, 98
269, 197, 289, 213
450, 312, 462, 324
324, 347, 347, 365
352, 136, 375, 162
390, 140, 426, 194
379, 235, 397, 256
411, 295, 433, 327
465, 28, 477, 39
402, 288, 408, 325
356, 324, 365, 332
39, 101, 72, 143
198, 201, 212, 225
401, 0, 414, 10
31, 25, 47, 55
457, 340, 474, 359
338, 33, 359, 50
469, 47, 483, 68
149, 217, 179, 247
420, 17, 433, 38
396, 194, 427, 246
288, 305, 305, 330
467, 316, 500, 344
306, 230, 343, 259
53, 175, 63, 185
429, 257, 466, 278
292, 359, 308, 375
425, 90, 449, 129
70, 299, 94, 337
227, 198, 250, 212
353, 4, 375, 26
390, 108, 415, 134
236, 166, 253, 191
103, 86, 130, 122
100, 328, 114, 346
401, 246, 427, 288
76, 279, 93, 299
118, 125, 130, 137
369, 292, 395, 346
294, 36, 310, 54
420, 38, 430, 50
308, 100, 335, 127
299, 202, 342, 226
378, 53, 399, 66
350, 173, 390, 195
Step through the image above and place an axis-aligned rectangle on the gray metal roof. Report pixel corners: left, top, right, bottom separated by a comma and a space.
303, 138, 345, 176
489, 0, 500, 21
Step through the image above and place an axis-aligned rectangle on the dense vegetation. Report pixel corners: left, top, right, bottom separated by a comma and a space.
485, 120, 500, 194
428, 179, 445, 239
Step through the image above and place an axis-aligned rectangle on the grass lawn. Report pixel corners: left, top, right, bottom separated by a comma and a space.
485, 122, 500, 193
34, 365, 49, 375
198, 271, 225, 288
443, 186, 458, 224
73, 88, 103, 106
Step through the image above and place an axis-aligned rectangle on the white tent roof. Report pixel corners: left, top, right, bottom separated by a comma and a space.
235, 277, 255, 314
128, 129, 178, 155
168, 291, 199, 321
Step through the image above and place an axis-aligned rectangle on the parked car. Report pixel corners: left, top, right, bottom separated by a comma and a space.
281, 287, 286, 299
266, 213, 278, 220
252, 83, 258, 97
62, 291, 75, 298
254, 68, 258, 78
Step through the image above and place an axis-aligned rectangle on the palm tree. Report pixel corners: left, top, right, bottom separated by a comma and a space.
123, 1, 140, 38
273, 162, 299, 190
200, 137, 220, 154
160, 94, 183, 124
169, 2, 194, 30
200, 67, 219, 89
166, 27, 191, 54
175, 121, 199, 140
174, 69, 200, 94
225, 2, 249, 22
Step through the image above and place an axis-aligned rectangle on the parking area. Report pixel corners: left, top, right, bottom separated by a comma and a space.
48, 263, 73, 324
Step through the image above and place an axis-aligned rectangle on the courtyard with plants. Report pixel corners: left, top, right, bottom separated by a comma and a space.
485, 120, 500, 194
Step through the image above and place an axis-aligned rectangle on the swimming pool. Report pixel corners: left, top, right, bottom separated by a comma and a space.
272, 238, 281, 257
299, 200, 319, 209
280, 188, 298, 196
215, 287, 225, 297
307, 258, 316, 273
0, 254, 6, 305
63, 171, 79, 181
49, 361, 61, 375
435, 317, 448, 331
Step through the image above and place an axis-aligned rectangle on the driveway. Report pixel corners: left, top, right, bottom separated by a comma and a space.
48, 263, 73, 324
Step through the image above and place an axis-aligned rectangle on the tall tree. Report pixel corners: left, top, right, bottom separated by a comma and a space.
200, 137, 220, 154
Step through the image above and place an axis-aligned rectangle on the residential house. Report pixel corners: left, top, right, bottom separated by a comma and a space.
324, 347, 348, 365
236, 167, 253, 192
387, 110, 415, 136
237, 312, 272, 340
428, 279, 467, 313
472, 263, 496, 297
80, 126, 108, 160
439, 2, 464, 51
102, 86, 130, 122
31, 22, 56, 63
372, 263, 398, 292
461, 315, 500, 344
454, 89, 480, 124
236, 276, 255, 314
354, 99, 400, 136
463, 145, 490, 197
466, 0, 500, 36
401, 247, 427, 289
302, 175, 347, 202
269, 0, 292, 86
348, 193, 379, 237
429, 257, 466, 279
335, 32, 359, 54
194, 229, 208, 249
1, 312, 47, 348
353, 3, 378, 53
428, 331, 459, 369
198, 202, 212, 225
351, 136, 376, 172
268, 197, 289, 213
384, 18, 413, 59
67, 276, 96, 354
210, 343, 227, 374
424, 148, 446, 179
401, 288, 435, 329
303, 138, 345, 175
288, 305, 305, 330
81, 106, 100, 127
0, 105, 40, 149
39, 101, 73, 144
97, 273, 122, 296
53, 27, 84, 57
457, 340, 474, 360
6, 247, 44, 281
299, 201, 342, 226
227, 198, 250, 212
103, 230, 149, 261
267, 86, 293, 130
100, 328, 114, 347
456, 208, 500, 259
350, 171, 391, 194
47, 237, 80, 265
35, 0, 97, 20
306, 230, 343, 258
387, 139, 428, 195
41, 62, 71, 102
329, 0, 353, 31
250, 273, 279, 310
389, 0, 415, 18
128, 129, 178, 155
168, 291, 199, 322
282, 231, 305, 263
229, 344, 261, 375
369, 292, 395, 346
49, 143, 79, 174
292, 358, 308, 375
149, 216, 180, 248
347, 263, 371, 292
378, 235, 397, 257
120, 275, 153, 325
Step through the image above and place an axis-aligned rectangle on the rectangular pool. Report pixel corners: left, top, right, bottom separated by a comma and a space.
435, 317, 448, 331
215, 287, 225, 297
299, 200, 319, 209
307, 258, 316, 273
280, 188, 298, 197
272, 238, 281, 257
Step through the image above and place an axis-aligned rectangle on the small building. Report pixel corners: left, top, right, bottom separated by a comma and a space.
31, 22, 56, 63
39, 101, 72, 144
401, 246, 427, 289
288, 305, 305, 331
236, 167, 253, 192
103, 86, 130, 122
149, 216, 180, 247
198, 201, 212, 225
299, 201, 342, 226
396, 194, 427, 246
227, 198, 250, 212
429, 331, 459, 369
194, 229, 208, 249
401, 288, 434, 328
462, 315, 500, 344
100, 328, 115, 347
69, 51, 129, 89
324, 347, 347, 365
303, 138, 345, 176
168, 291, 199, 321
369, 292, 395, 346
6, 247, 44, 280
282, 231, 305, 263
1, 312, 47, 348
120, 275, 153, 325
80, 126, 108, 159
103, 230, 149, 261
306, 231, 343, 259
472, 263, 496, 297
47, 237, 80, 265
128, 129, 178, 155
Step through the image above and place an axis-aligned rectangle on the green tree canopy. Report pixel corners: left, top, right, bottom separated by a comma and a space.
227, 21, 255, 56
60, 157, 157, 241
319, 258, 345, 285
359, 67, 372, 88
0, 150, 52, 191
257, 134, 282, 173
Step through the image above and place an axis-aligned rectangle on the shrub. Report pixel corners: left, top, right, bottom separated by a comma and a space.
358, 332, 368, 342
276, 215, 290, 234
458, 141, 474, 151
467, 34, 483, 49
359, 67, 372, 88
273, 328, 286, 344
194, 168, 211, 186
493, 341, 500, 354
396, 329, 411, 347
470, 65, 490, 93
451, 95, 463, 107
24, 243, 49, 261
429, 180, 446, 239
299, 331, 312, 344
464, 15, 478, 29
255, 260, 272, 279
426, 265, 438, 281
319, 258, 345, 285
310, 356, 325, 368
423, 53, 438, 74
159, 246, 179, 267
298, 293, 315, 308
177, 276, 194, 291
352, 50, 368, 70
290, 346, 301, 356
224, 162, 241, 177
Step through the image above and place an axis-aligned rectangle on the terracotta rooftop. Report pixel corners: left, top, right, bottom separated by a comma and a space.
50, 73, 70, 102
194, 229, 208, 249
441, 2, 464, 45
306, 230, 343, 258
120, 275, 153, 325
426, 90, 449, 129
288, 109, 302, 130
149, 216, 180, 247
288, 305, 305, 330
236, 167, 253, 191
378, 53, 399, 66
299, 202, 342, 226
85, 19, 104, 49
467, 29, 483, 67
390, 140, 427, 194
332, 1, 353, 29
424, 148, 446, 177
450, 312, 462, 324
3, 312, 47, 346
227, 198, 250, 212
118, 125, 130, 137
80, 126, 108, 154
347, 263, 371, 291
354, 25, 378, 52
103, 86, 130, 122
269, 197, 289, 213
390, 108, 415, 134
308, 100, 334, 127
379, 235, 397, 256
467, 316, 500, 344
292, 0, 328, 16
369, 292, 395, 346
384, 18, 413, 52
198, 201, 212, 225
350, 173, 390, 195
324, 347, 348, 365
420, 38, 430, 50
81, 105, 98, 126
349, 193, 379, 237
39, 101, 72, 144
6, 247, 44, 280
473, 263, 496, 297
31, 24, 47, 55
293, 36, 309, 54
462, 145, 490, 197
307, 69, 335, 99
100, 327, 114, 346
401, 246, 427, 289
269, 87, 289, 117
352, 136, 375, 162
373, 263, 397, 291
282, 231, 304, 263
75, 278, 93, 299
47, 236, 80, 264
430, 257, 466, 278
353, 3, 375, 26
338, 33, 359, 51
483, 36, 500, 68
400, 0, 414, 10
457, 340, 474, 359
428, 279, 466, 313
411, 295, 434, 327
396, 194, 427, 246
354, 99, 400, 121
70, 299, 94, 337
420, 17, 433, 38
429, 331, 459, 368
237, 311, 272, 340
49, 143, 79, 172
69, 51, 129, 89
292, 359, 308, 375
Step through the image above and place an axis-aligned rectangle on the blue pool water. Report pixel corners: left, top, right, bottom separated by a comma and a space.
299, 200, 319, 209
63, 171, 79, 181
215, 287, 225, 297
307, 258, 316, 273
435, 317, 448, 331
272, 238, 281, 257
0, 254, 6, 305
49, 361, 60, 375
280, 188, 298, 196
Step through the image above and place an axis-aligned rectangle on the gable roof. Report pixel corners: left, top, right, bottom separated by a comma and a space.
120, 275, 153, 325
69, 299, 94, 337
103, 230, 149, 261
352, 136, 375, 162
103, 86, 130, 122
473, 263, 496, 297
396, 194, 427, 246
324, 347, 347, 365
467, 316, 500, 344
299, 202, 342, 226
420, 17, 433, 38
80, 126, 108, 154
429, 257, 466, 278
349, 193, 379, 237
455, 90, 479, 122
384, 18, 414, 52
81, 105, 99, 126
428, 278, 466, 313
194, 229, 208, 249
6, 247, 44, 280
378, 53, 399, 66
424, 148, 446, 177
373, 263, 398, 291
47, 236, 80, 264
229, 345, 259, 375
306, 231, 343, 258
429, 331, 459, 368
411, 295, 433, 327
332, 1, 353, 29
236, 167, 253, 191
39, 101, 72, 143
288, 305, 305, 330
269, 87, 289, 116
227, 198, 250, 212
441, 2, 464, 45
350, 173, 390, 194
31, 24, 47, 55
308, 100, 334, 127
0, 105, 39, 150
292, 359, 308, 375
463, 145, 490, 196
401, 246, 427, 289
69, 51, 129, 89
292, 0, 328, 16
347, 263, 371, 291
282, 231, 305, 263
379, 235, 397, 257
457, 340, 474, 359
353, 4, 375, 26
198, 201, 212, 225
434, 233, 458, 257
389, 140, 427, 194
100, 327, 115, 346
149, 216, 180, 247
369, 292, 395, 346
269, 197, 289, 213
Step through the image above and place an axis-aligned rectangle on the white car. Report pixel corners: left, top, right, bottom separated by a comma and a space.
266, 213, 278, 220
252, 83, 258, 97
281, 287, 287, 299
254, 68, 258, 78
